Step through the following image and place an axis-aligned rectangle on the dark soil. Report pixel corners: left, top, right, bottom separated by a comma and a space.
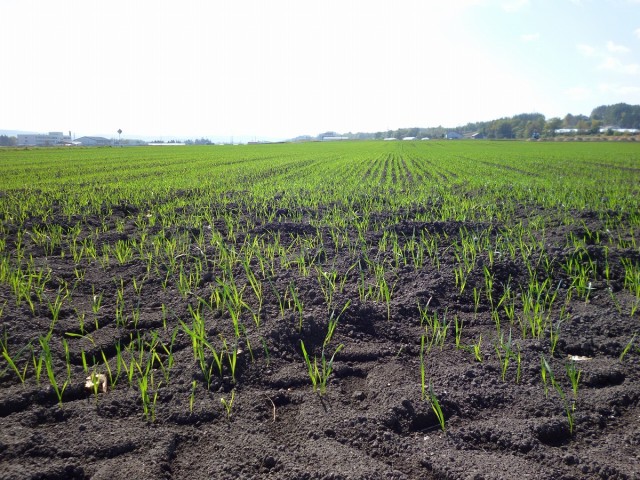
1, 205, 639, 480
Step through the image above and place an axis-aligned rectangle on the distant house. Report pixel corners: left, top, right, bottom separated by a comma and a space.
383, 137, 397, 141
402, 137, 416, 141
471, 132, 486, 139
75, 136, 112, 146
445, 131, 462, 140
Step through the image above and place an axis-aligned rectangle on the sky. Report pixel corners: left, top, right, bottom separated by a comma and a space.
1, 0, 639, 140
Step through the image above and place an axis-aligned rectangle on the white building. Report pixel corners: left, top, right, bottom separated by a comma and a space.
17, 132, 71, 146
598, 126, 640, 134
74, 136, 112, 146
321, 136, 349, 141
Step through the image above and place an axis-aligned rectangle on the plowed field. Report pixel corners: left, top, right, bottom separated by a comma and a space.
1, 141, 639, 479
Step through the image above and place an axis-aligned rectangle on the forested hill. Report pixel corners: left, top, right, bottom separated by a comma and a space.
316, 103, 640, 141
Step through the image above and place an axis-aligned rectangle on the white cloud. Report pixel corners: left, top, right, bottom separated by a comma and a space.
577, 40, 638, 76
521, 33, 540, 42
599, 57, 640, 74
577, 44, 597, 56
607, 40, 630, 53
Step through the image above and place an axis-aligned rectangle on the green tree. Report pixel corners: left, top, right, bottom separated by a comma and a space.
589, 119, 602, 134
496, 120, 514, 139
576, 120, 590, 132
0, 135, 17, 146
545, 117, 562, 136
591, 103, 640, 128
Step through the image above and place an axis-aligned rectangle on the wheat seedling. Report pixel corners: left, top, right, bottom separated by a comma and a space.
220, 389, 235, 419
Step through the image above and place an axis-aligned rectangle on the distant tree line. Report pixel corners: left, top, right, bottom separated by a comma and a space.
0, 135, 17, 146
185, 138, 214, 145
322, 103, 640, 141
590, 103, 640, 129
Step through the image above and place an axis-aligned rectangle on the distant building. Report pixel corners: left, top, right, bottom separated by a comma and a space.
321, 136, 349, 141
445, 131, 462, 140
17, 132, 71, 146
383, 137, 397, 141
402, 137, 416, 141
75, 136, 112, 146
598, 126, 640, 134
